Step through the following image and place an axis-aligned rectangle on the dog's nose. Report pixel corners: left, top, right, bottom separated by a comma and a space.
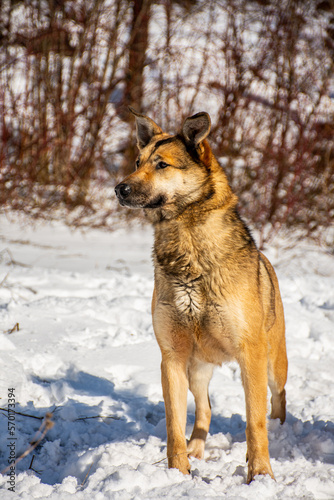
115, 183, 131, 199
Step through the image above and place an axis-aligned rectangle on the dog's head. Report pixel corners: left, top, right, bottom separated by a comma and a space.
115, 108, 215, 221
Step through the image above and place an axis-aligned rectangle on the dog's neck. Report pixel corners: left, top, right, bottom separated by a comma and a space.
152, 194, 255, 280
177, 155, 238, 223
148, 145, 256, 278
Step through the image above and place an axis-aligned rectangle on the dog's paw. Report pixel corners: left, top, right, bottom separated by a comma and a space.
168, 453, 191, 475
246, 458, 275, 484
187, 438, 205, 459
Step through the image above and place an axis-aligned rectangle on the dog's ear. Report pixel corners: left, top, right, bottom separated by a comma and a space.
182, 112, 211, 148
129, 107, 162, 149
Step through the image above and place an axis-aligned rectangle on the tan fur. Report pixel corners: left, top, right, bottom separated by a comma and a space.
115, 110, 288, 483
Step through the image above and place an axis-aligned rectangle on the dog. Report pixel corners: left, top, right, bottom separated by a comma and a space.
115, 108, 288, 483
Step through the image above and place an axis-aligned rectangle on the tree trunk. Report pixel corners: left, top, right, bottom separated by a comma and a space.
119, 0, 152, 176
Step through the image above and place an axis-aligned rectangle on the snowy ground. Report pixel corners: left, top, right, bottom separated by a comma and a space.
0, 214, 333, 499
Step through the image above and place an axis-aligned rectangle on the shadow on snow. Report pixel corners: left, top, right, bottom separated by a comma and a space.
0, 368, 333, 486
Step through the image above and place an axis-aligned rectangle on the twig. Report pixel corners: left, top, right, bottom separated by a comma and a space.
0, 407, 119, 421
152, 451, 189, 466
6, 323, 19, 334
0, 271, 37, 298
0, 407, 44, 420
0, 271, 10, 288
0, 413, 54, 475
28, 455, 35, 470
75, 415, 121, 421
27, 454, 41, 474
81, 460, 96, 488
0, 249, 31, 268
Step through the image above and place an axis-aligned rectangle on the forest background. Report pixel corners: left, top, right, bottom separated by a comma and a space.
1, 0, 333, 246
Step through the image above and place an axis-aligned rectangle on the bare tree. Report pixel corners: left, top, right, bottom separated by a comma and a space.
114, 0, 153, 176
208, 0, 334, 245
0, 0, 333, 243
0, 0, 131, 217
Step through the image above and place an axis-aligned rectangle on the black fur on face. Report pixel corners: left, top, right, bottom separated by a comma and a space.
144, 195, 166, 209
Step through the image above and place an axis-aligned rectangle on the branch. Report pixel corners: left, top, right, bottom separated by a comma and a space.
0, 413, 54, 475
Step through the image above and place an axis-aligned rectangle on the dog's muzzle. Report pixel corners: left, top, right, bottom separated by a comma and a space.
115, 183, 131, 202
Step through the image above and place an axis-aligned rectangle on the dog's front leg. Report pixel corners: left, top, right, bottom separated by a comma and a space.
161, 355, 190, 474
187, 358, 213, 459
239, 341, 274, 484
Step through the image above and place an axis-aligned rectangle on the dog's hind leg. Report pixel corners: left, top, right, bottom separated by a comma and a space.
187, 359, 214, 459
268, 326, 288, 425
239, 338, 274, 483
260, 254, 288, 425
269, 377, 286, 425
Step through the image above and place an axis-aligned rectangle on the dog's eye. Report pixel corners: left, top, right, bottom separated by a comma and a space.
156, 161, 168, 170
135, 159, 140, 169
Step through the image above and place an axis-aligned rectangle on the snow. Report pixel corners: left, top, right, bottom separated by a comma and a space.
0, 214, 334, 499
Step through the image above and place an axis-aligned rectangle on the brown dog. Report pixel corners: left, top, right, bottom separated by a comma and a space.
115, 109, 288, 483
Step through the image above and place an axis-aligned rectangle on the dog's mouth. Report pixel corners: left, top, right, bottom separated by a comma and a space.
144, 195, 166, 209
115, 181, 167, 209
117, 193, 166, 210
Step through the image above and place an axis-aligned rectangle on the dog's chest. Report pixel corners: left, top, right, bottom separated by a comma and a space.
172, 278, 204, 317
171, 277, 236, 361
154, 227, 220, 318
